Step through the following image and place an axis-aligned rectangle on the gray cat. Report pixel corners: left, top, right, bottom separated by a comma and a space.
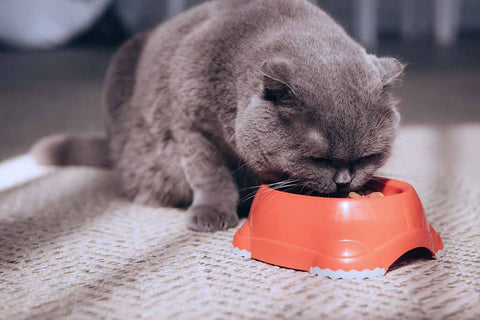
32, 0, 404, 232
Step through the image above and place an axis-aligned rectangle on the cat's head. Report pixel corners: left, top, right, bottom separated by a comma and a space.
235, 55, 404, 194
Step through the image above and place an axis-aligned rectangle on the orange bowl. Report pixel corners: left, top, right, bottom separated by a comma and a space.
233, 178, 444, 279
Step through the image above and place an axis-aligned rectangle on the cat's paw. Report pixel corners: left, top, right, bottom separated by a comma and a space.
187, 205, 239, 232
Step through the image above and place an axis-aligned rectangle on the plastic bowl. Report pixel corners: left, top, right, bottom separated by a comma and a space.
232, 178, 444, 279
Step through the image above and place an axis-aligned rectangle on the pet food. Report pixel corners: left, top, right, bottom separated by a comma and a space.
348, 191, 384, 198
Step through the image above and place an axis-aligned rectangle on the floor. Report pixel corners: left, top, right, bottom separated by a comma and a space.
0, 43, 479, 319
1, 43, 480, 161
1, 124, 478, 320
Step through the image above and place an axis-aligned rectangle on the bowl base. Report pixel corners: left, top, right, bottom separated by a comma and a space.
232, 246, 386, 279
309, 266, 386, 279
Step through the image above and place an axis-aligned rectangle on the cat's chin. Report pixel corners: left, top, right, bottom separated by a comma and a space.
274, 186, 346, 198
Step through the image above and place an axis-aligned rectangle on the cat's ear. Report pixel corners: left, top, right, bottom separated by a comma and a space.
377, 57, 405, 86
261, 58, 295, 105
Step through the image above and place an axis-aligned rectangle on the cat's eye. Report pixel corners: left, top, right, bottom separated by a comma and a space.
355, 153, 382, 165
308, 156, 331, 166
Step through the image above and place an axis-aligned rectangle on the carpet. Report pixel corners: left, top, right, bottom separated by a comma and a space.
0, 125, 479, 319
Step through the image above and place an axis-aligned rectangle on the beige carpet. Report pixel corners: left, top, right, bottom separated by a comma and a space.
0, 125, 479, 320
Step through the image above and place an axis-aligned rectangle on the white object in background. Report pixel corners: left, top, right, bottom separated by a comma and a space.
167, 0, 188, 18
0, 0, 111, 49
0, 155, 55, 192
434, 0, 462, 46
352, 0, 378, 48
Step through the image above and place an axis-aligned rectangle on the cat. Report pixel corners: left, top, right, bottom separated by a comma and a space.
32, 0, 404, 232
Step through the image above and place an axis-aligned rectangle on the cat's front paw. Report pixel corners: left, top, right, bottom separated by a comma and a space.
187, 205, 239, 232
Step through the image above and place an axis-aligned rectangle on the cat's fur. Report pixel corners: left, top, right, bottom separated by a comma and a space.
32, 0, 404, 232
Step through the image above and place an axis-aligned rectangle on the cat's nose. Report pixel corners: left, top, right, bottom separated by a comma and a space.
335, 169, 351, 186
335, 168, 352, 192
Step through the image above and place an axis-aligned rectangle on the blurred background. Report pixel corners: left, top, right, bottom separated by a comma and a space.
1, 0, 479, 161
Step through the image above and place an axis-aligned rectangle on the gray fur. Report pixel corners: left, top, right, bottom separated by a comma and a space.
31, 133, 110, 167
32, 0, 404, 232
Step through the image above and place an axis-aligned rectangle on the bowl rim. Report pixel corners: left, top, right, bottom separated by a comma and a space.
258, 178, 414, 202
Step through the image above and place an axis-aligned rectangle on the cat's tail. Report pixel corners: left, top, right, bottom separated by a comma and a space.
31, 133, 111, 168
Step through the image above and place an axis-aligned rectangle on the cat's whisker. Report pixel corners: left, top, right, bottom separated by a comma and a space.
232, 162, 252, 174
239, 190, 261, 202
239, 179, 304, 204
269, 180, 299, 187
267, 179, 301, 187
300, 184, 307, 194
239, 178, 300, 194
236, 161, 253, 172
270, 181, 302, 191
239, 186, 278, 204
239, 184, 263, 191
280, 186, 299, 195
239, 179, 302, 203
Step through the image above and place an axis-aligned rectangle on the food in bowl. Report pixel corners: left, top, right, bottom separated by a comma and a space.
348, 191, 384, 198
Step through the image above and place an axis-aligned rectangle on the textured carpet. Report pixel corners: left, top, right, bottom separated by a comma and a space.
0, 125, 479, 320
